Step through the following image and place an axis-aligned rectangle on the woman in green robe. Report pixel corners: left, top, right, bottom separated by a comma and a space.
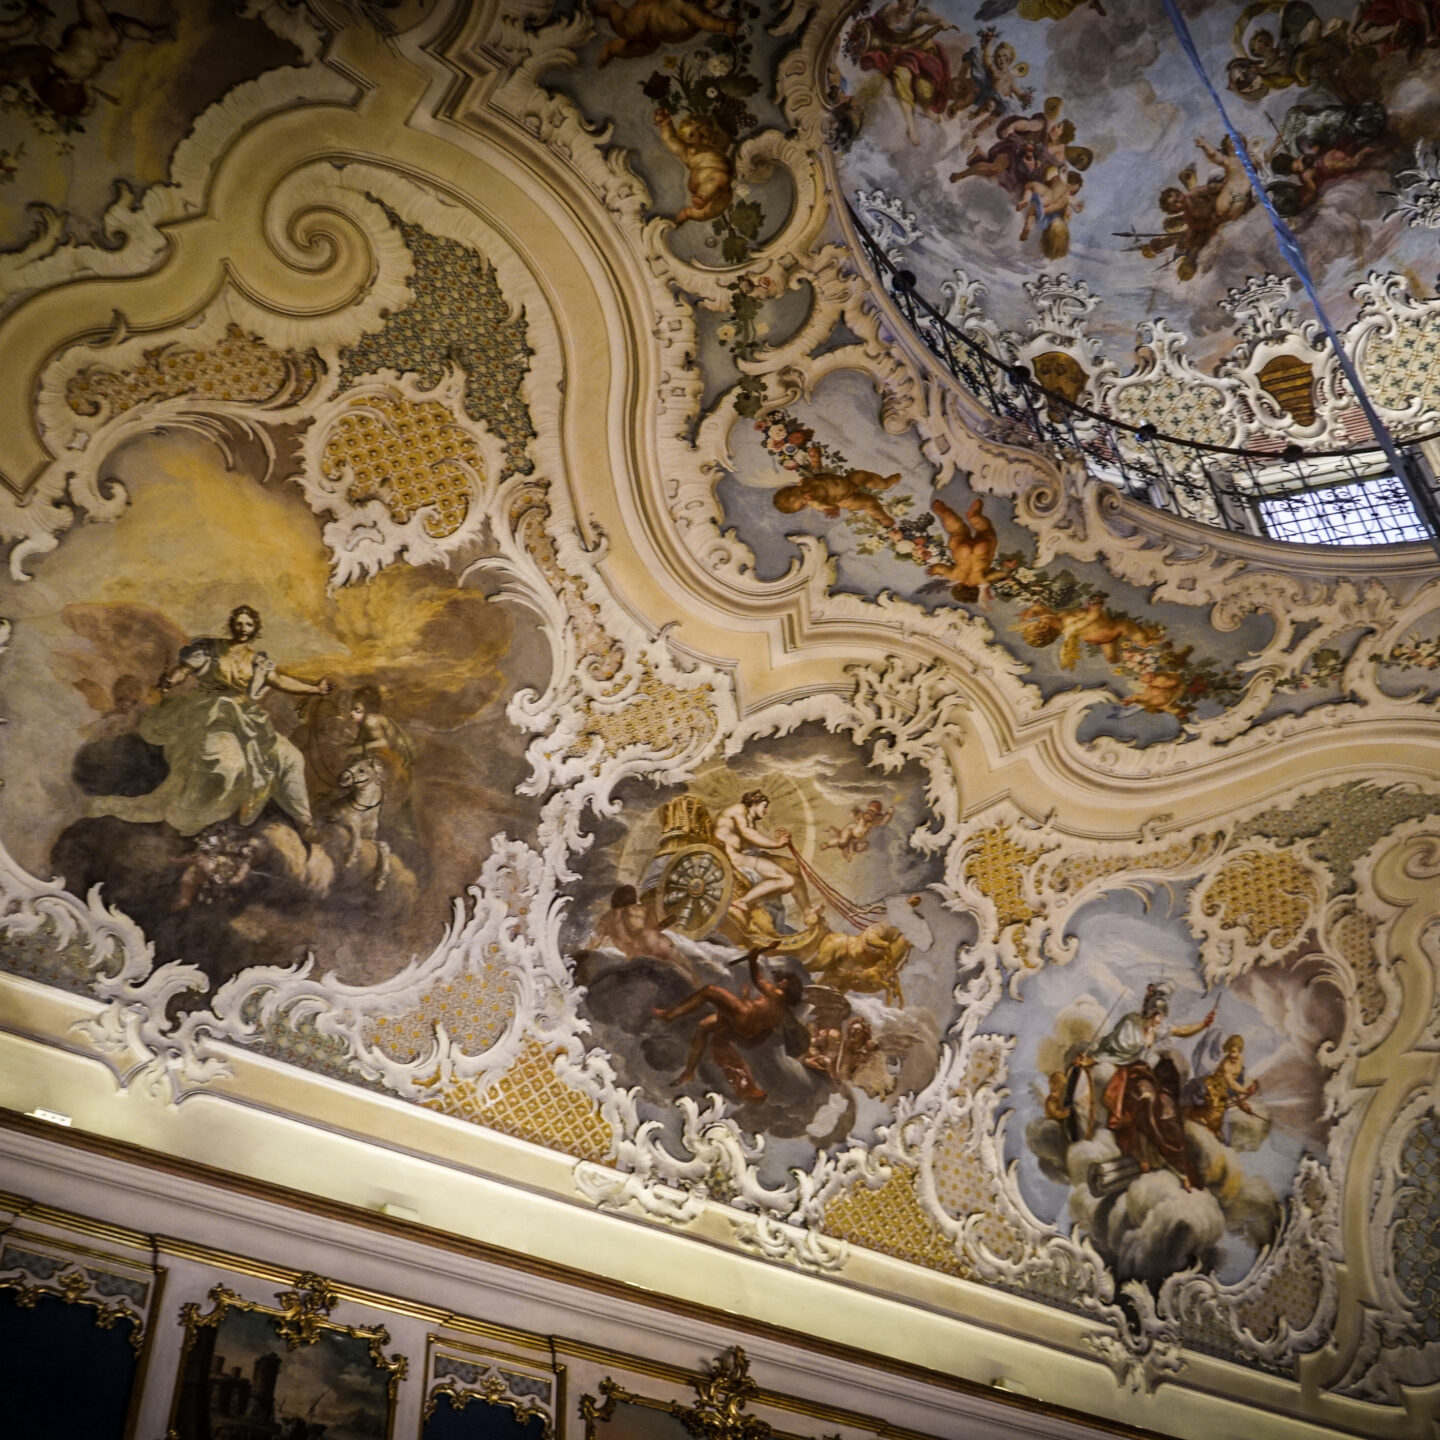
95, 605, 331, 839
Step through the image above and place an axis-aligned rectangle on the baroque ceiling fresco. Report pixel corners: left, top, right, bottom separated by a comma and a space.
0, 2, 1438, 1437
836, 0, 1440, 450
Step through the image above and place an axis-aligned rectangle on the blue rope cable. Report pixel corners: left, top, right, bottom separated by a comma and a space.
1159, 0, 1440, 547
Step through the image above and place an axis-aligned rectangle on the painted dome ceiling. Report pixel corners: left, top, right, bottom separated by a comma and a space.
832, 0, 1440, 442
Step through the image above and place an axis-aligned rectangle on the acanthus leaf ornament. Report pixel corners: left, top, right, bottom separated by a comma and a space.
671, 1347, 772, 1440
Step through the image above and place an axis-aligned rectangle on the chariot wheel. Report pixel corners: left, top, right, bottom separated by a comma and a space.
655, 843, 734, 940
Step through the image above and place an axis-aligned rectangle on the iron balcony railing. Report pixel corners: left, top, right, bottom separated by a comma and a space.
845, 200, 1440, 546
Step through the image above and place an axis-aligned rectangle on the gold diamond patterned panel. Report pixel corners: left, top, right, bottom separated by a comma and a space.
931, 1052, 1026, 1266
568, 668, 719, 763
66, 324, 321, 418
423, 1040, 613, 1162
1235, 1249, 1324, 1342
1329, 908, 1385, 1026
1394, 1112, 1440, 1345
823, 1167, 970, 1279
322, 393, 483, 539
1181, 1300, 1252, 1362
963, 825, 1039, 936
1232, 782, 1440, 893
366, 971, 515, 1064
1199, 849, 1320, 949
1043, 835, 1220, 894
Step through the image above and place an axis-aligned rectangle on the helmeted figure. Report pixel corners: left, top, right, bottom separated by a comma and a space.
1090, 982, 1215, 1189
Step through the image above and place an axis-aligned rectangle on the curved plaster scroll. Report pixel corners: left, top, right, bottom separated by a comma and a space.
1184, 838, 1330, 980
0, 60, 362, 304
2, 7, 1440, 1428
483, 0, 1440, 814
0, 132, 395, 516
1288, 818, 1440, 1406
469, 0, 1422, 811
0, 114, 738, 1101
808, 792, 1440, 1394
1346, 1082, 1440, 1402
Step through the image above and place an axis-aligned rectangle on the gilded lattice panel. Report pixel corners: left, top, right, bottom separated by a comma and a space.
568, 670, 719, 762
424, 1041, 612, 1162
1393, 1112, 1440, 1345
322, 393, 483, 539
963, 825, 1039, 935
337, 207, 536, 474
1179, 1303, 1256, 1370
244, 1010, 388, 1090
1235, 1250, 1324, 1342
1234, 783, 1440, 892
932, 1123, 1025, 1265
1199, 849, 1319, 949
1043, 835, 1219, 894
366, 971, 514, 1064
0, 921, 115, 997
823, 1168, 970, 1279
66, 323, 321, 417
1329, 908, 1385, 1026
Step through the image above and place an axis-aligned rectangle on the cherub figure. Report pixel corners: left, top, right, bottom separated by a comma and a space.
1123, 645, 1194, 716
0, 0, 173, 121
1266, 101, 1386, 216
1019, 592, 1163, 669
963, 28, 1032, 137
593, 0, 736, 67
1131, 138, 1253, 281
801, 993, 895, 1099
1043, 1070, 1073, 1124
1186, 1034, 1259, 1141
1195, 135, 1254, 225
846, 0, 957, 145
170, 831, 260, 912
652, 108, 734, 223
821, 799, 895, 859
772, 469, 902, 529
1016, 164, 1083, 259
653, 948, 805, 1102
950, 97, 1091, 197
347, 685, 413, 780
926, 495, 998, 602
1226, 2, 1370, 103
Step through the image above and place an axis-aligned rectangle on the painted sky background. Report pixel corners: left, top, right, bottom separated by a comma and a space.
835, 0, 1440, 373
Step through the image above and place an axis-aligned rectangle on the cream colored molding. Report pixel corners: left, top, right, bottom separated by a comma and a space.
0, 1, 1435, 1432
0, 1099, 1394, 1440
